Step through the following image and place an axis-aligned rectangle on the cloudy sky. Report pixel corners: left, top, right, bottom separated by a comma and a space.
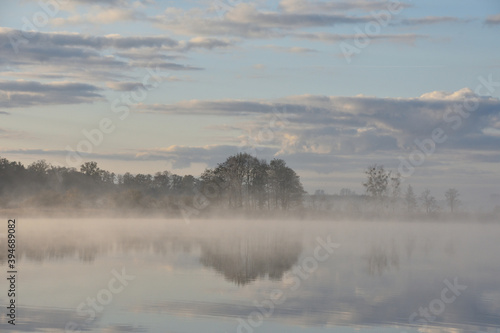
0, 0, 499, 206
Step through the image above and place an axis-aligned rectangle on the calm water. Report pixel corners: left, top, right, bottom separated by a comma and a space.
1, 218, 499, 333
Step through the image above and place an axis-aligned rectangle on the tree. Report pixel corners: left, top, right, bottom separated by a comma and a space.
404, 185, 417, 213
444, 188, 461, 213
212, 153, 269, 209
420, 189, 438, 214
311, 189, 326, 210
200, 168, 226, 205
363, 164, 390, 199
389, 172, 401, 211
0, 155, 309, 215
28, 160, 50, 176
170, 174, 184, 194
80, 161, 101, 181
153, 171, 170, 194
339, 188, 356, 196
268, 159, 305, 210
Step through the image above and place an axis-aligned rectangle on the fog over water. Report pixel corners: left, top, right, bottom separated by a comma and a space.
1, 218, 499, 332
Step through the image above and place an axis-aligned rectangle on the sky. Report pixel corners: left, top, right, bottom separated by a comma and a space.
0, 0, 499, 207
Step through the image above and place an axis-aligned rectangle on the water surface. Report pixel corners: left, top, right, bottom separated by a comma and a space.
1, 218, 499, 333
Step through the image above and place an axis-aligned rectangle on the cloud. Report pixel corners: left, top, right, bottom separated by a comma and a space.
295, 32, 426, 45
51, 7, 146, 26
262, 45, 318, 53
136, 99, 280, 115
134, 89, 500, 159
0, 145, 277, 170
0, 28, 175, 50
0, 80, 104, 108
106, 81, 147, 91
20, 0, 153, 26
101, 325, 148, 333
176, 36, 235, 51
69, 0, 128, 4
0, 28, 232, 65
3, 81, 500, 175
0, 127, 27, 139
0, 28, 232, 85
485, 13, 500, 25
399, 16, 462, 26
105, 76, 193, 91
152, 3, 379, 38
279, 0, 412, 14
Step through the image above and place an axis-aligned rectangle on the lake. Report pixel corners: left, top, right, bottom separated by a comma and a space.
1, 218, 499, 333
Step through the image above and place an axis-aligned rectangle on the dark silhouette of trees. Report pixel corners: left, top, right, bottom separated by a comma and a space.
199, 153, 304, 212
363, 164, 390, 199
362, 165, 401, 212
0, 155, 479, 219
268, 158, 304, 210
0, 154, 305, 214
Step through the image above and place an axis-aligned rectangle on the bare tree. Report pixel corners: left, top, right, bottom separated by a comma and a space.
339, 188, 356, 196
363, 164, 390, 199
420, 189, 438, 214
311, 189, 327, 210
444, 188, 461, 213
389, 172, 401, 211
404, 185, 417, 213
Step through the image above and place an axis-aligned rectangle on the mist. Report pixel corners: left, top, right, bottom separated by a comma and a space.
1, 155, 499, 222
1, 218, 499, 332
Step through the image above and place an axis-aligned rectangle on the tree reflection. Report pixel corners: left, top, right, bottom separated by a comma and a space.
365, 239, 400, 276
199, 233, 302, 285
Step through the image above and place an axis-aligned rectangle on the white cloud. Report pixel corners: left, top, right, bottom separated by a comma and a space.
51, 7, 145, 26
134, 89, 500, 158
485, 13, 500, 25
151, 3, 376, 39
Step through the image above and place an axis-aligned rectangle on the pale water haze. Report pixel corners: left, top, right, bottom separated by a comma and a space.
1, 218, 499, 332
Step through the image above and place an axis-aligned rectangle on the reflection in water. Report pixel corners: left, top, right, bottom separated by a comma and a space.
364, 239, 400, 276
2, 223, 301, 287
0, 219, 499, 332
199, 233, 302, 285
1, 220, 303, 287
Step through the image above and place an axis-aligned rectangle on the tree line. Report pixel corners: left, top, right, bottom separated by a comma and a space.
361, 164, 462, 214
0, 153, 304, 215
307, 164, 473, 218
1, 155, 497, 218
